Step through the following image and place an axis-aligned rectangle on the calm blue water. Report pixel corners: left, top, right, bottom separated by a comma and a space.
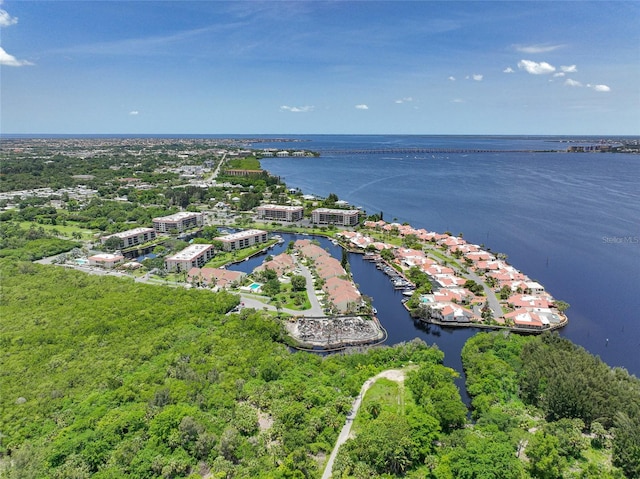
248, 135, 640, 377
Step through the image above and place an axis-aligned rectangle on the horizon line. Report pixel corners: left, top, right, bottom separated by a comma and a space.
2, 133, 638, 138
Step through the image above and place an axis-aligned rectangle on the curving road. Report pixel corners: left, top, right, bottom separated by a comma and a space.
321, 369, 406, 479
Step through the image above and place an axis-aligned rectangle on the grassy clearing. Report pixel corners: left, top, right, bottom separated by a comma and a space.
17, 220, 96, 240
352, 377, 411, 434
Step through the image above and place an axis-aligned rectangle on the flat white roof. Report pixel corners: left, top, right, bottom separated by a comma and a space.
313, 208, 359, 214
166, 243, 213, 261
153, 211, 202, 222
219, 229, 268, 242
107, 227, 155, 239
258, 204, 303, 211
89, 253, 123, 261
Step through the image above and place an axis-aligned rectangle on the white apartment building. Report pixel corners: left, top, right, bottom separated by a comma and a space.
100, 227, 156, 249
256, 204, 304, 222
311, 208, 360, 226
218, 229, 268, 252
152, 212, 203, 233
165, 244, 214, 272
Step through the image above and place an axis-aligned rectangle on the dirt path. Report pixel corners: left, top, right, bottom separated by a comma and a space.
321, 369, 406, 479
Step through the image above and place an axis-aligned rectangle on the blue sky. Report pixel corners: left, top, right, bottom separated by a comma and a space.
1, 1, 639, 135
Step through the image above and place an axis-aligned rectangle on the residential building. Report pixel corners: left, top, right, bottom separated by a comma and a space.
88, 253, 124, 269
153, 211, 204, 233
255, 253, 295, 277
256, 204, 304, 222
152, 212, 203, 233
218, 229, 268, 251
165, 244, 214, 272
187, 267, 245, 289
311, 208, 360, 226
101, 227, 156, 249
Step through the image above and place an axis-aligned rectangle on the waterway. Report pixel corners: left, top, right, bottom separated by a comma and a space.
245, 135, 640, 378
228, 232, 476, 402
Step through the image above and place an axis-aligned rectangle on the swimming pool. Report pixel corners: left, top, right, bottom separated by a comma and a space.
249, 282, 262, 292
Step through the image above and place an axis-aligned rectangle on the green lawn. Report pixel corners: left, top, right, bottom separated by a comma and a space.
352, 377, 410, 434
17, 220, 96, 240
203, 239, 278, 268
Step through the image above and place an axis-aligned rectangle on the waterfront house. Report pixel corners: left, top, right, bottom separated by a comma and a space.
505, 310, 548, 330
315, 256, 346, 280
508, 294, 552, 310
430, 302, 477, 323
255, 253, 295, 278
294, 240, 327, 260
465, 251, 494, 263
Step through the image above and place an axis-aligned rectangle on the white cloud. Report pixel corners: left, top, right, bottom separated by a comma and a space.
503, 67, 514, 73
451, 98, 464, 103
472, 74, 483, 81
395, 97, 414, 104
0, 46, 34, 66
0, 7, 18, 27
564, 79, 582, 87
280, 105, 314, 113
588, 84, 611, 92
355, 104, 369, 110
518, 59, 555, 75
448, 76, 456, 81
514, 44, 564, 54
129, 110, 140, 115
561, 65, 577, 73
553, 72, 565, 77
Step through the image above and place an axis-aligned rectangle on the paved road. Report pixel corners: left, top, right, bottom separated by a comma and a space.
321, 369, 406, 479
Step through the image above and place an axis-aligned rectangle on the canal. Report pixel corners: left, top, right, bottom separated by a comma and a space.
228, 232, 474, 404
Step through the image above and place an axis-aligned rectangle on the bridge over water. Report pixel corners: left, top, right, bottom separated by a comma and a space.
317, 147, 560, 155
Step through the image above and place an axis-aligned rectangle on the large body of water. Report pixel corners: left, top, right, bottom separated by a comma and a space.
243, 135, 639, 377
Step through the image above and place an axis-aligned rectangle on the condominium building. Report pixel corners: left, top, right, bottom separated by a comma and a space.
218, 229, 268, 252
256, 204, 304, 222
100, 227, 156, 249
165, 244, 214, 272
152, 212, 203, 233
311, 208, 360, 226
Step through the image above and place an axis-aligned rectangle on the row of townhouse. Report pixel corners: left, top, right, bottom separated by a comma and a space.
186, 267, 246, 289
255, 252, 295, 277
294, 239, 361, 313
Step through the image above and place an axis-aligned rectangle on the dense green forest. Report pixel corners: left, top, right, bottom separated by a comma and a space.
461, 332, 640, 479
3, 253, 639, 478
1, 259, 455, 478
